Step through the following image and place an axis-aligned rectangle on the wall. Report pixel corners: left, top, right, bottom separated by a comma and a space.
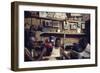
0, 0, 99, 73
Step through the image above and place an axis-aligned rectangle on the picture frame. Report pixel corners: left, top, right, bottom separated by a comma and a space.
11, 1, 97, 71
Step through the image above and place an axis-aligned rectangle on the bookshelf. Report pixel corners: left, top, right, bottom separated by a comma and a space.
24, 11, 86, 45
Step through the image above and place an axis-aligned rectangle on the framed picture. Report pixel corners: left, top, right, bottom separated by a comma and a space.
11, 1, 97, 71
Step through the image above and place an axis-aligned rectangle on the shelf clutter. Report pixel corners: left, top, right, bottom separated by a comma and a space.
24, 11, 90, 61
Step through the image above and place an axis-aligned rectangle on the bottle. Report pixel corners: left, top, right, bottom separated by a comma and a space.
77, 27, 81, 33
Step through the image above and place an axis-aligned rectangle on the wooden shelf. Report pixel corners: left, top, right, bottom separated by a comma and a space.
40, 32, 64, 36
40, 32, 85, 36
65, 33, 85, 35
29, 16, 64, 21
66, 20, 79, 22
